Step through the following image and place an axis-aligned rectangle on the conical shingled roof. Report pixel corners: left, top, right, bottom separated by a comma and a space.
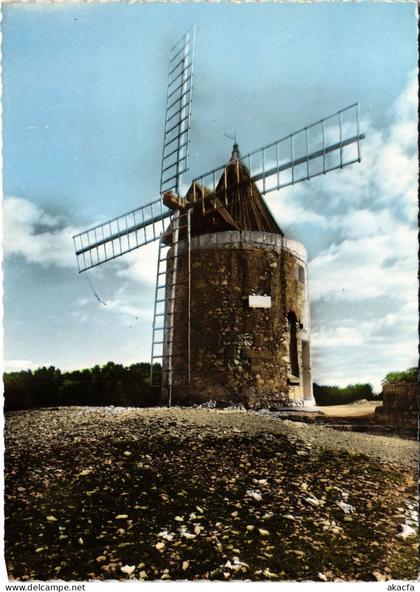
212, 144, 283, 235
163, 145, 283, 244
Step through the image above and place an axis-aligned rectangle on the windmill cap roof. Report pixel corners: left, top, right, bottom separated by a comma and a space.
163, 146, 283, 243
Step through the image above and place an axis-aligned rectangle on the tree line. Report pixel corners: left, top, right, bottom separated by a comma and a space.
3, 363, 160, 412
4, 363, 415, 411
312, 367, 417, 406
312, 383, 379, 406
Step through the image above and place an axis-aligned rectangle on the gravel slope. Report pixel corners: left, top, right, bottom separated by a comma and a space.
5, 406, 419, 582
6, 406, 418, 468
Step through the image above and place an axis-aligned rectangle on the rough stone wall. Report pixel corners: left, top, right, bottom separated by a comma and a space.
375, 382, 419, 429
164, 231, 311, 408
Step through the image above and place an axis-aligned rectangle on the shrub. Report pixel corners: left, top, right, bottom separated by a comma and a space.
382, 367, 418, 385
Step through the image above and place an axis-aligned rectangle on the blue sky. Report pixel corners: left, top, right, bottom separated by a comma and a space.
2, 2, 418, 391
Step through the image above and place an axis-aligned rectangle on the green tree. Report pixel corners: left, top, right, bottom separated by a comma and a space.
313, 383, 376, 406
382, 367, 418, 385
4, 362, 161, 411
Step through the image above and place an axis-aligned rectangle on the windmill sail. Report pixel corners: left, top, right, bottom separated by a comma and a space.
160, 27, 195, 195
192, 103, 364, 200
74, 28, 196, 274
73, 199, 171, 273
74, 102, 364, 273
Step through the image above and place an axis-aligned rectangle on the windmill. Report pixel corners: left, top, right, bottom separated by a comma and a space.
73, 28, 365, 409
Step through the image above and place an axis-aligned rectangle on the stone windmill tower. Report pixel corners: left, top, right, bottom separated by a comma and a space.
161, 144, 311, 408
73, 29, 364, 408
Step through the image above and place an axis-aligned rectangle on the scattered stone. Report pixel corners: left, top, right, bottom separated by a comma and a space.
5, 406, 418, 582
246, 490, 262, 501
398, 524, 416, 539
336, 501, 355, 514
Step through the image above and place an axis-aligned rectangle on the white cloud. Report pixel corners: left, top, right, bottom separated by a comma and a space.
116, 241, 160, 285
76, 297, 90, 307
2, 195, 160, 285
269, 188, 329, 231
303, 72, 418, 305
3, 196, 79, 268
276, 72, 417, 228
332, 208, 396, 239
294, 72, 419, 388
310, 284, 418, 391
312, 334, 418, 393
71, 282, 154, 327
81, 283, 154, 325
3, 359, 39, 372
312, 326, 364, 349
71, 310, 89, 323
309, 227, 417, 302
105, 299, 153, 324
388, 73, 418, 152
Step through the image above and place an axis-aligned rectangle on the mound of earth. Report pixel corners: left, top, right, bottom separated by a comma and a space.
317, 402, 382, 420
4, 407, 419, 582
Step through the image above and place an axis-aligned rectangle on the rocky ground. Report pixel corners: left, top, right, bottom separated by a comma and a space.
4, 406, 419, 582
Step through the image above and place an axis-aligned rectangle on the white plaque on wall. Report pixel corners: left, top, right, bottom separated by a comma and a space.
248, 295, 272, 309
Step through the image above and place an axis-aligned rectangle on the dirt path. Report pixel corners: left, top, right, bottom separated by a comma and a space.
5, 407, 419, 582
318, 402, 381, 418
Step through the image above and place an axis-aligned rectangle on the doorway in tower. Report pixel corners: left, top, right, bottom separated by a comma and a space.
288, 311, 299, 378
